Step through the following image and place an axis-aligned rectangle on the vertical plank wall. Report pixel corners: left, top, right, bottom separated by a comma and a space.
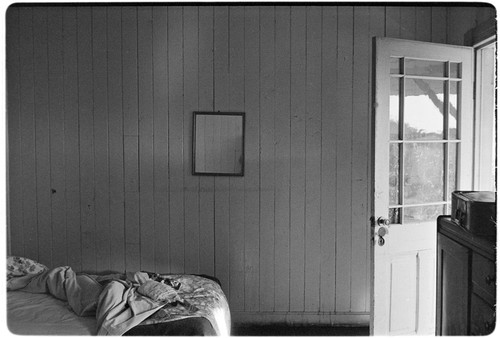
6, 4, 495, 324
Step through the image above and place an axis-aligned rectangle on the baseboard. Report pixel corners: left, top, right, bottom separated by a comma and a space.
231, 311, 370, 326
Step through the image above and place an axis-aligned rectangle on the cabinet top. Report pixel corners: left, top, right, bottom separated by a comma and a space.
438, 216, 496, 259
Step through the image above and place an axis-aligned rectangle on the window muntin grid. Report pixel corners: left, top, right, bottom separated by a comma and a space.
388, 58, 461, 224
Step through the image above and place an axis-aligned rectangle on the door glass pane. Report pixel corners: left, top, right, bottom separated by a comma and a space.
404, 79, 445, 140
449, 62, 461, 78
405, 59, 446, 77
449, 81, 459, 139
390, 57, 402, 74
390, 78, 400, 140
390, 143, 400, 205
404, 143, 444, 204
403, 205, 445, 223
448, 143, 457, 199
389, 208, 401, 224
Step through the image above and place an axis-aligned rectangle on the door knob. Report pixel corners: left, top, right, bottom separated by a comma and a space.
377, 217, 390, 226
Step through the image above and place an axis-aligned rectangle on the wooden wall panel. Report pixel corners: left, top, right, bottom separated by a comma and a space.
213, 5, 231, 293
259, 5, 276, 312
274, 5, 291, 312
152, 6, 170, 274
107, 6, 126, 273
33, 7, 52, 267
47, 7, 67, 268
62, 6, 82, 271
335, 6, 354, 312
138, 6, 155, 273
400, 7, 416, 39
6, 4, 493, 324
167, 6, 185, 274
319, 6, 337, 313
19, 7, 38, 261
352, 5, 371, 313
198, 6, 215, 278
447, 7, 476, 45
289, 6, 307, 312
243, 5, 260, 312
228, 5, 246, 312
6, 6, 23, 257
385, 6, 401, 38
183, 6, 201, 275
77, 6, 96, 272
122, 6, 140, 272
416, 7, 432, 41
304, 6, 322, 312
431, 7, 448, 44
92, 6, 111, 273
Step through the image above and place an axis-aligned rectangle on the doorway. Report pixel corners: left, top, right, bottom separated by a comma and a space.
371, 37, 474, 335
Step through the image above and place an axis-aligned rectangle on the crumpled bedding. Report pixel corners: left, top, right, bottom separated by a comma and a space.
7, 266, 230, 336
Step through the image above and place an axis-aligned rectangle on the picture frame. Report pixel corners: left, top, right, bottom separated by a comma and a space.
192, 112, 245, 176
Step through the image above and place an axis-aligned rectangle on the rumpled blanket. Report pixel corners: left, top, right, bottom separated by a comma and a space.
7, 266, 230, 336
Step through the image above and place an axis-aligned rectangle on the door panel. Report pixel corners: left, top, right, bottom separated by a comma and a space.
372, 38, 473, 335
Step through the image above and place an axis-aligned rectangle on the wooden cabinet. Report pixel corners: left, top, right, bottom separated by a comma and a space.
436, 216, 496, 335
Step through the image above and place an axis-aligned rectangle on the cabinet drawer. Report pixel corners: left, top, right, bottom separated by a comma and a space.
470, 293, 495, 335
472, 252, 496, 299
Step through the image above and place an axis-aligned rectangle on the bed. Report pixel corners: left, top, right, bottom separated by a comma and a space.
6, 257, 231, 336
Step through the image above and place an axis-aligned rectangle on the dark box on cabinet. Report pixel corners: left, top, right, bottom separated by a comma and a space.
451, 191, 496, 240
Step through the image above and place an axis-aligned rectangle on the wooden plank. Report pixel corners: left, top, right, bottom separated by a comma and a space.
415, 7, 432, 42
152, 6, 170, 273
228, 4, 246, 308
400, 7, 416, 40
183, 5, 200, 274
243, 5, 261, 312
122, 6, 140, 272
107, 6, 125, 273
47, 7, 67, 268
289, 5, 306, 312
6, 6, 24, 257
304, 5, 322, 312
351, 5, 370, 313
273, 4, 291, 312
335, 6, 354, 312
62, 6, 82, 271
167, 6, 185, 273
138, 6, 155, 273
431, 7, 447, 44
33, 7, 52, 267
77, 6, 96, 272
92, 6, 111, 272
122, 6, 139, 138
124, 136, 140, 272
213, 5, 230, 293
197, 6, 215, 277
385, 6, 401, 38
259, 5, 276, 312
447, 7, 475, 45
19, 7, 39, 261
320, 5, 337, 313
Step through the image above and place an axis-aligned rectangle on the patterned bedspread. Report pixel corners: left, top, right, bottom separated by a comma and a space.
6, 257, 231, 336
138, 274, 230, 333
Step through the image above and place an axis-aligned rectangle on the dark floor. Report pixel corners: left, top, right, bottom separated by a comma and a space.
231, 324, 369, 336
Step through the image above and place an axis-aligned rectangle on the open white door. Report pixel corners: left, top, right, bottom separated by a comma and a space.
371, 38, 473, 335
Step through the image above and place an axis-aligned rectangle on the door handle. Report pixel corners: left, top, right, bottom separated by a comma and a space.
377, 217, 390, 226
